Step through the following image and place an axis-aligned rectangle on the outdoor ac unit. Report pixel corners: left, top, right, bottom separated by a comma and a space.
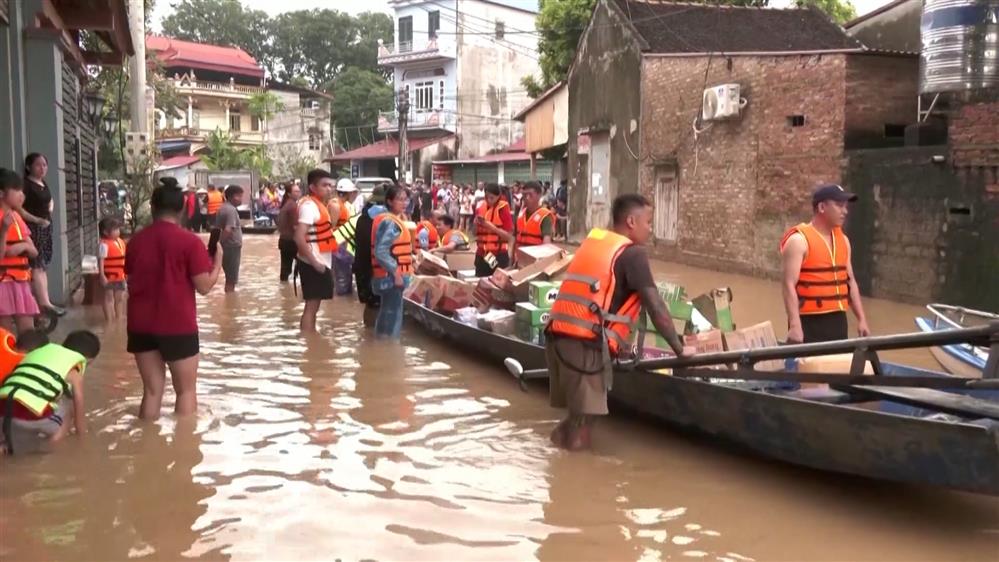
702, 84, 742, 121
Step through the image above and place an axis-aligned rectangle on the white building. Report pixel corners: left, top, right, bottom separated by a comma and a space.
374, 0, 540, 176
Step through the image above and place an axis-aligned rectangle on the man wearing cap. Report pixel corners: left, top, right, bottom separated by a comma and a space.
353, 183, 388, 325
780, 184, 870, 344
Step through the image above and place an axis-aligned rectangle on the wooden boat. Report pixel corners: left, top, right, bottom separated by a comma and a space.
915, 304, 996, 378
405, 300, 999, 496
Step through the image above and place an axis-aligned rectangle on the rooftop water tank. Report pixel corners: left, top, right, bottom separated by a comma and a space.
919, 0, 999, 94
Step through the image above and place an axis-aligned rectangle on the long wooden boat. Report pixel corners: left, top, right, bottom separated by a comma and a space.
915, 304, 996, 378
405, 300, 999, 496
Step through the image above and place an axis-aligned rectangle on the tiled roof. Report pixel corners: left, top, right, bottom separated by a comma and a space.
146, 35, 264, 78
615, 1, 863, 54
156, 155, 201, 170
327, 134, 455, 162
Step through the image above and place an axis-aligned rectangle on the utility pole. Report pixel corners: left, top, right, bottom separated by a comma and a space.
397, 88, 410, 184
127, 0, 147, 133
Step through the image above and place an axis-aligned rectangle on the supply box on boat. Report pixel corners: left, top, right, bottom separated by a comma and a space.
527, 281, 561, 309
693, 288, 734, 332
516, 244, 563, 268
416, 250, 451, 276
515, 302, 551, 346
445, 251, 476, 273
477, 309, 516, 336
723, 320, 782, 371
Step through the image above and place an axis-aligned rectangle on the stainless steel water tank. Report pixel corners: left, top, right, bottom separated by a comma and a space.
920, 0, 999, 93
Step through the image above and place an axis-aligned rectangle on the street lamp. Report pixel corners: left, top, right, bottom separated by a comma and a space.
102, 110, 118, 138
82, 89, 106, 128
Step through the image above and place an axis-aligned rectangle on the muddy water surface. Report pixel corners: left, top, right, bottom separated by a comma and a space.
1, 236, 995, 561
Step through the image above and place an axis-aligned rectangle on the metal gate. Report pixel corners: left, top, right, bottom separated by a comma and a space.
653, 164, 679, 242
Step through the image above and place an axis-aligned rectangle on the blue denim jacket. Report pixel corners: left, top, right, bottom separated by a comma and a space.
371, 209, 412, 294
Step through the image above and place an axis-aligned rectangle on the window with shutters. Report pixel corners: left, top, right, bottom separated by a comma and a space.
653, 165, 679, 242
428, 11, 440, 38
398, 16, 413, 51
414, 80, 434, 112
229, 108, 241, 131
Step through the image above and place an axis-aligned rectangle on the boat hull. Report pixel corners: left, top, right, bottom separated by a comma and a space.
407, 300, 999, 495
916, 316, 986, 377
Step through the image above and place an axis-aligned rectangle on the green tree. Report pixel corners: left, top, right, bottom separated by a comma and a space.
522, 0, 771, 97
200, 129, 272, 178
331, 66, 394, 148
797, 0, 858, 24
247, 90, 284, 138
161, 0, 275, 74
269, 9, 357, 88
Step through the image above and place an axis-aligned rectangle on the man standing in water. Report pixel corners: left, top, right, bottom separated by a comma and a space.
354, 184, 388, 326
217, 185, 244, 293
295, 170, 337, 333
780, 184, 870, 344
546, 194, 694, 451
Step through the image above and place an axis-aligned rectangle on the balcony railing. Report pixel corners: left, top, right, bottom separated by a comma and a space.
378, 109, 457, 132
159, 126, 265, 143
377, 38, 455, 64
171, 78, 265, 96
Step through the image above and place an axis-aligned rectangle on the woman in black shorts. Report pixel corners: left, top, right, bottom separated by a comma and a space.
19, 153, 64, 316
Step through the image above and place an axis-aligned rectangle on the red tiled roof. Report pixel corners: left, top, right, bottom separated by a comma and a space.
157, 155, 201, 170
146, 35, 264, 79
328, 135, 454, 162
433, 138, 531, 164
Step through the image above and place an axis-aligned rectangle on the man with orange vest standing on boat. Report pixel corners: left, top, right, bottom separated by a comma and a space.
416, 209, 440, 251
513, 181, 554, 264
294, 169, 338, 333
473, 183, 513, 277
780, 184, 870, 344
547, 194, 695, 451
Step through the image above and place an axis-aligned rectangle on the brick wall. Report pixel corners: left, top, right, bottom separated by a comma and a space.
640, 54, 848, 277
949, 99, 999, 169
843, 54, 919, 149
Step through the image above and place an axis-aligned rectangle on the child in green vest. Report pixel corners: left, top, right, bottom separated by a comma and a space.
0, 330, 100, 454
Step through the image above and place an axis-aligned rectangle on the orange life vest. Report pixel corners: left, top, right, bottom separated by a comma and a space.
780, 223, 851, 315
206, 190, 224, 215
371, 214, 414, 278
441, 229, 469, 250
334, 198, 351, 228
101, 237, 126, 282
476, 199, 510, 254
0, 327, 23, 381
300, 196, 338, 254
0, 213, 31, 283
417, 220, 439, 250
516, 206, 554, 248
548, 229, 641, 357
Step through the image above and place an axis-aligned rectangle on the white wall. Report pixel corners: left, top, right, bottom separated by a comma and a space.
454, 0, 540, 158
266, 89, 332, 175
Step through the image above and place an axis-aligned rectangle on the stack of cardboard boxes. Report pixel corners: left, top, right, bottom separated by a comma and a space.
514, 280, 562, 345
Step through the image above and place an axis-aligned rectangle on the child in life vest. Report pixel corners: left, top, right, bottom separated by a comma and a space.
98, 217, 127, 321
0, 169, 40, 335
0, 327, 48, 381
0, 330, 100, 455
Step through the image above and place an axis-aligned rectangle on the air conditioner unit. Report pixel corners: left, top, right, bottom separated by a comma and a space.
702, 84, 742, 121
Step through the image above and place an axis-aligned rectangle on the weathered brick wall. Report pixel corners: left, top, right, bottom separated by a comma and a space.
639, 54, 848, 277
843, 54, 919, 149
949, 99, 999, 169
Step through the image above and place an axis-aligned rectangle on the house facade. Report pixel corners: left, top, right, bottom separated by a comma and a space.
1, 0, 133, 303
372, 0, 540, 180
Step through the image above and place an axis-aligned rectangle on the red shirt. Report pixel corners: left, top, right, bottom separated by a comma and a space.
125, 220, 211, 335
475, 203, 513, 256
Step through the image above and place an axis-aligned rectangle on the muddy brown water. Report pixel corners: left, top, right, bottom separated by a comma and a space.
1, 236, 996, 561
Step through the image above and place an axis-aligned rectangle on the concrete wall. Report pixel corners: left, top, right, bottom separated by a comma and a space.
266, 90, 332, 169
843, 146, 997, 309
844, 54, 919, 149
454, 0, 538, 158
566, 0, 643, 239
391, 0, 459, 56
640, 54, 849, 276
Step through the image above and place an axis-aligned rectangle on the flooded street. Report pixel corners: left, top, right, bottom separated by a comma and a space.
1, 236, 996, 561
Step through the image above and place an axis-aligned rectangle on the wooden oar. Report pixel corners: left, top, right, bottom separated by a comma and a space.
504, 359, 999, 392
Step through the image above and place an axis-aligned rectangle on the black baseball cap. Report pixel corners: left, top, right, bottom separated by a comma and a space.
812, 184, 857, 207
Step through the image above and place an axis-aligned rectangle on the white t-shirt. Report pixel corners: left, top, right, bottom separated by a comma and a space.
297, 198, 334, 268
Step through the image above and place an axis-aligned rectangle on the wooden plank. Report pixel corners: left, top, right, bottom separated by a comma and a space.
842, 385, 999, 420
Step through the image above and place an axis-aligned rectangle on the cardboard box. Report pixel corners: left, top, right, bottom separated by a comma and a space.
477, 309, 516, 336
417, 250, 452, 276
445, 251, 476, 272
515, 302, 552, 327
641, 346, 676, 360
516, 244, 563, 267
491, 259, 557, 303
515, 320, 547, 346
527, 281, 562, 309
403, 275, 443, 307
692, 287, 734, 332
542, 253, 574, 280
435, 275, 476, 314
723, 321, 782, 371
684, 329, 725, 355
472, 278, 516, 312
454, 306, 479, 327
456, 269, 478, 281
656, 280, 686, 303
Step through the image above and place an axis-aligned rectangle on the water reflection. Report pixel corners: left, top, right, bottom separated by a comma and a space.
1, 237, 995, 562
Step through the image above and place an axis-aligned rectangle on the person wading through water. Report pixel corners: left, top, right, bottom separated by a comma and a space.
546, 194, 695, 451
780, 184, 870, 344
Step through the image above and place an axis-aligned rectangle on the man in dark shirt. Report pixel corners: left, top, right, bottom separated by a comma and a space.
547, 194, 694, 451
353, 184, 388, 326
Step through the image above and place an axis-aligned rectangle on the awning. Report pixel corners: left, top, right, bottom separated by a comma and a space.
327, 134, 454, 162
156, 155, 201, 171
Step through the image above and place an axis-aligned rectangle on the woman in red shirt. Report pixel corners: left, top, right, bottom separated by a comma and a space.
126, 178, 222, 420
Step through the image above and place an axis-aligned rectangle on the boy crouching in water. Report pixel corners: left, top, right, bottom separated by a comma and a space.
0, 330, 101, 454
98, 218, 127, 321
